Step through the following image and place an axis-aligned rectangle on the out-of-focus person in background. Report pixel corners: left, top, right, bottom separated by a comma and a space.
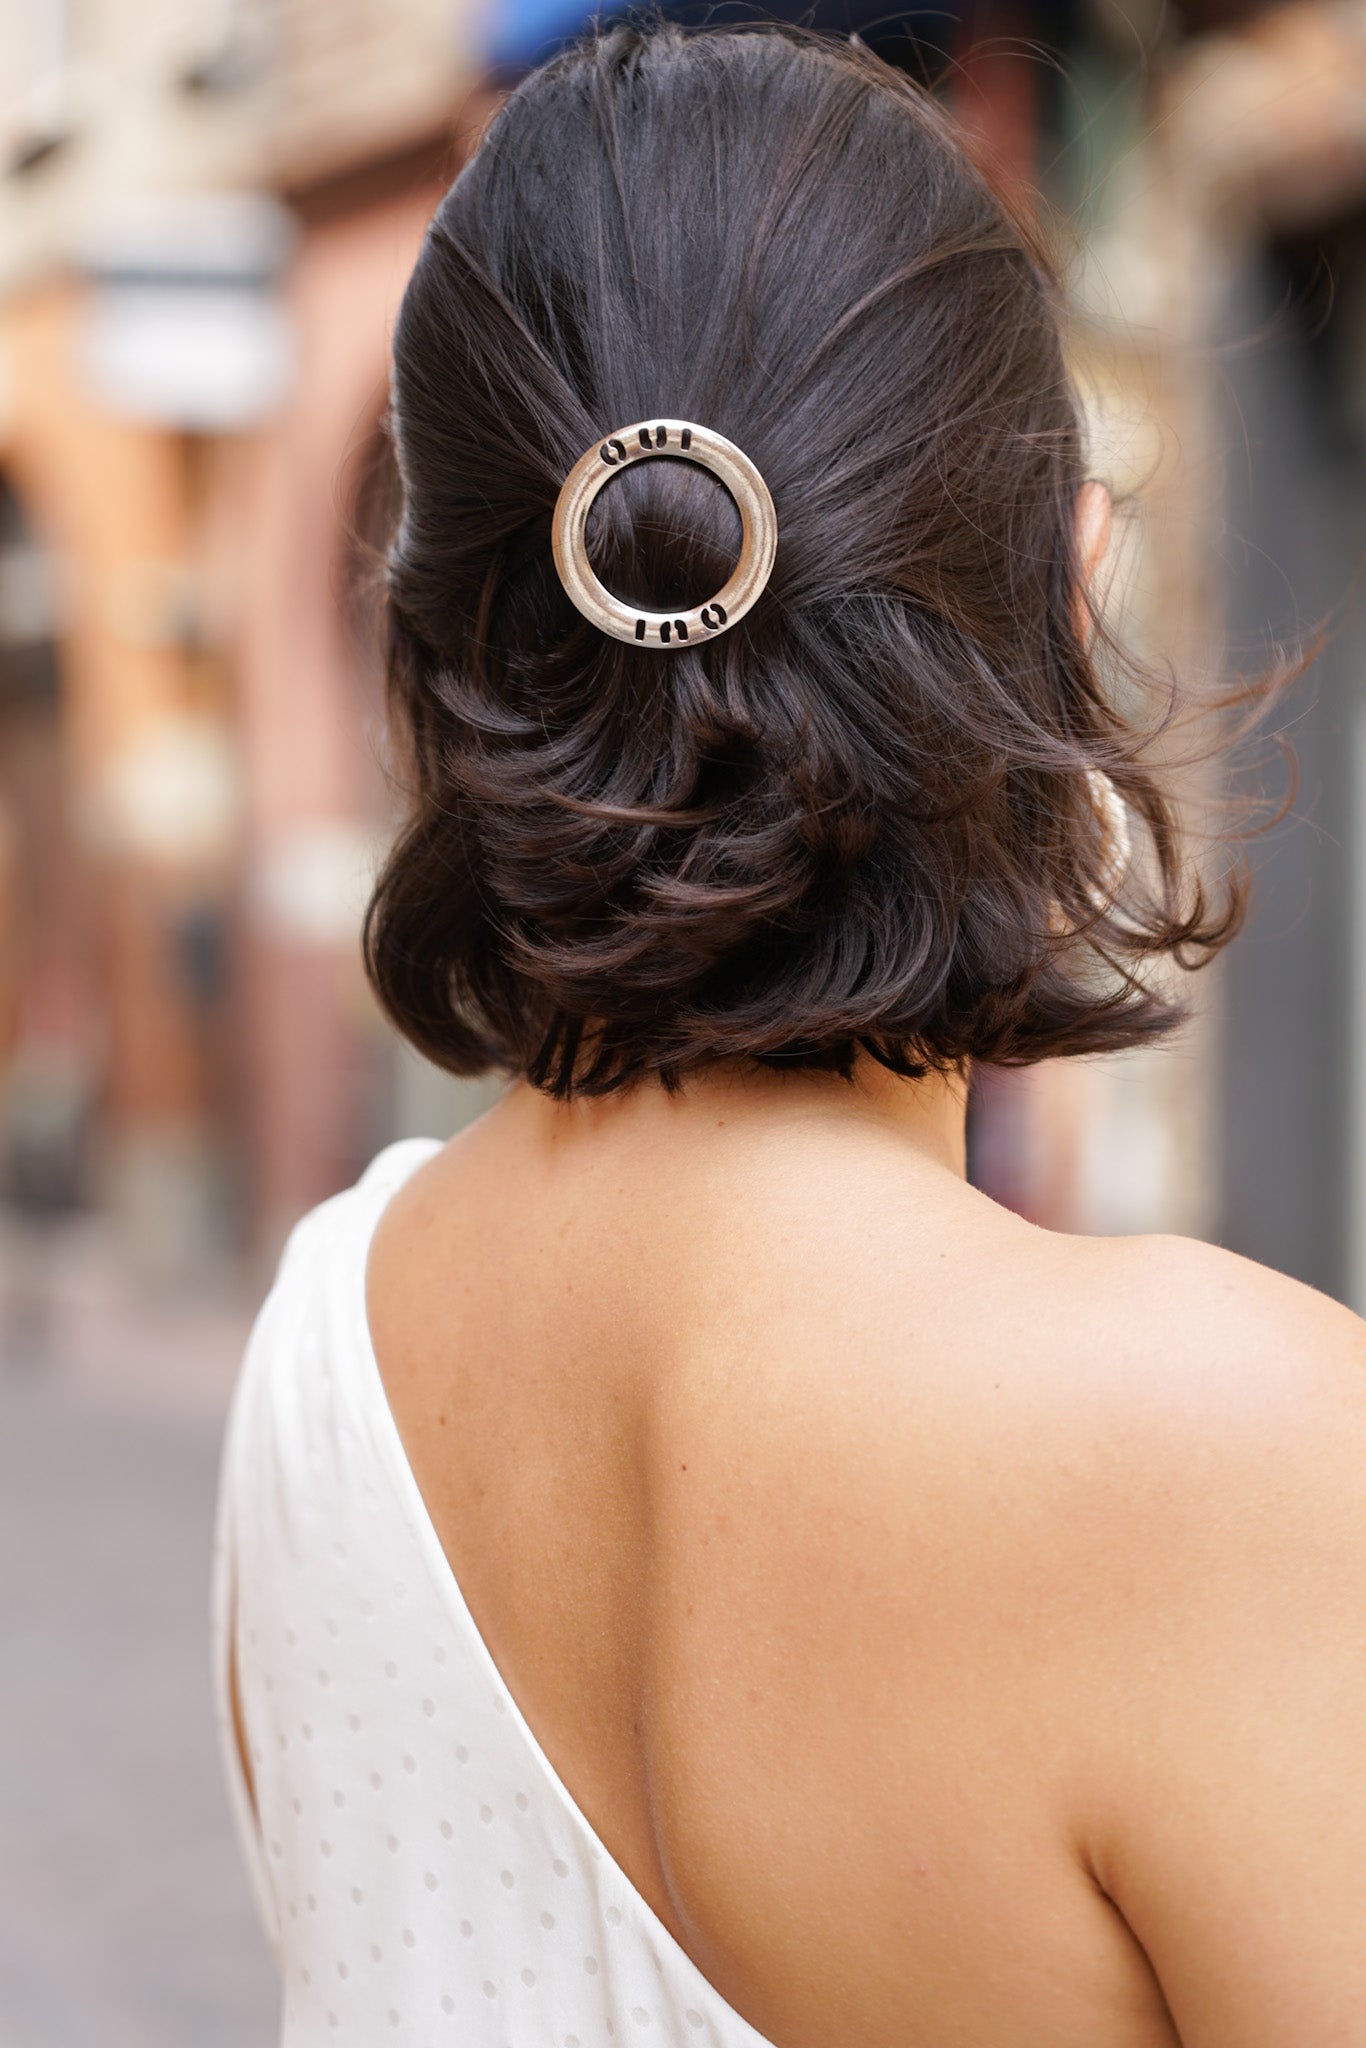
2, 5, 1365, 2045
212, 20, 1366, 2047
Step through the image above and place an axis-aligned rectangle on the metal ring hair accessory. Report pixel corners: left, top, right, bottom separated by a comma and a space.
551, 419, 777, 647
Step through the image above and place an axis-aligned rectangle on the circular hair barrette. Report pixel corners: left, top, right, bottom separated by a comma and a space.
551, 418, 777, 647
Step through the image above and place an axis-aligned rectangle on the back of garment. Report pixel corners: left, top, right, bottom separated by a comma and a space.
211, 1137, 784, 2048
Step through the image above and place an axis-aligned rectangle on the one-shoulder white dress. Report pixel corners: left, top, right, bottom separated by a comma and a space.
211, 1137, 783, 2048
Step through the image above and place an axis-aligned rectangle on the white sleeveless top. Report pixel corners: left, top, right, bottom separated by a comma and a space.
211, 1137, 784, 2048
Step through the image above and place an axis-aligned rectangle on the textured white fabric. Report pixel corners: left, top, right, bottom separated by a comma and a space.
211, 1137, 782, 2048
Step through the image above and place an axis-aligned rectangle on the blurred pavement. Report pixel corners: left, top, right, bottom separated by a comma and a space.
0, 1220, 278, 2048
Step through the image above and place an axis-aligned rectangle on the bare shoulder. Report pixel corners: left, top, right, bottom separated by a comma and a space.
718, 1209, 1366, 2041
893, 1203, 1366, 1464
1043, 1226, 1366, 1509
1067, 1224, 1366, 1392
675, 1138, 1366, 1503
1032, 1226, 1366, 1649
693, 1184, 1366, 1784
1030, 1231, 1366, 2042
718, 1152, 1366, 1466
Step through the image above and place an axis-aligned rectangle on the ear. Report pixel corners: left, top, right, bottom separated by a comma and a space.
1072, 478, 1112, 642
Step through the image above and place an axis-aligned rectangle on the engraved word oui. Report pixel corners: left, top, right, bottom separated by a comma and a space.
599, 423, 692, 464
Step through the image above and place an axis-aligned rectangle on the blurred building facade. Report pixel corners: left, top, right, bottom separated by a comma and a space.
1051, 0, 1366, 1305
0, 0, 496, 1269
0, 0, 1364, 1304
947, 0, 1366, 1306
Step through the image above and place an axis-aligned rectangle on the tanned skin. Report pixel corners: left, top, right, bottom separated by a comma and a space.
356, 1058, 1366, 2048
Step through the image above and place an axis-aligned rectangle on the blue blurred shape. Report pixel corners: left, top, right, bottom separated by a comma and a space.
486, 0, 595, 72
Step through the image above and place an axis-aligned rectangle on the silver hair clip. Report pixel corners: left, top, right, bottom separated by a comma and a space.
551, 419, 777, 647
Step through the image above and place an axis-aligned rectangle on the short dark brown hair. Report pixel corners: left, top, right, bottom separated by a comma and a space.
363, 18, 1242, 1096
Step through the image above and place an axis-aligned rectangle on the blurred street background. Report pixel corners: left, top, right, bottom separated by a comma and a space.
1, 0, 1364, 2039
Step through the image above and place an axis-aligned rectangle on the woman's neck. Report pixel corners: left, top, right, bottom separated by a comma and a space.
502, 1053, 970, 1182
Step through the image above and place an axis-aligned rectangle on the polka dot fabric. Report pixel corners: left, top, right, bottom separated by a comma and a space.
211, 1139, 782, 2048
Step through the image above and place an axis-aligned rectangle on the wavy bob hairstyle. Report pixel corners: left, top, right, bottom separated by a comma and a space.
363, 18, 1243, 1097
